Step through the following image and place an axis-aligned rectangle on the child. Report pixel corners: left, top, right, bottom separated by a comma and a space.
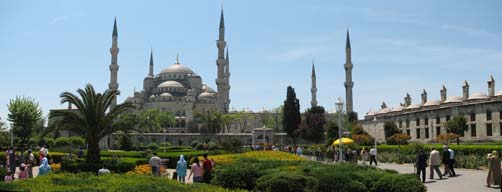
18, 163, 29, 180
4, 171, 14, 182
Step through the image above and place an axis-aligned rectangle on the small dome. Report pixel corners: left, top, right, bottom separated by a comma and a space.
202, 85, 216, 93
378, 108, 391, 114
160, 93, 173, 97
157, 81, 184, 88
406, 104, 421, 109
198, 92, 215, 99
391, 106, 405, 112
149, 95, 156, 98
423, 100, 440, 106
444, 96, 463, 103
468, 92, 489, 100
160, 63, 194, 74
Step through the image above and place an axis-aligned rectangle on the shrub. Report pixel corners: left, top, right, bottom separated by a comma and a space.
220, 138, 243, 152
212, 159, 261, 190
55, 137, 71, 148
147, 143, 159, 151
255, 172, 319, 192
208, 142, 220, 150
373, 174, 426, 192
69, 136, 85, 147
191, 140, 200, 148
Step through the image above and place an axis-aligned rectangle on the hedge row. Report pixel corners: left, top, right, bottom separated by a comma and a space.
211, 154, 426, 192
0, 173, 245, 192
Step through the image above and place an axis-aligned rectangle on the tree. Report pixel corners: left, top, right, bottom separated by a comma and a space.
300, 106, 326, 143
270, 106, 284, 132
283, 86, 301, 145
443, 116, 468, 145
436, 133, 459, 145
259, 109, 272, 128
324, 120, 339, 143
48, 84, 134, 163
194, 109, 223, 136
221, 114, 238, 133
138, 109, 175, 132
234, 111, 255, 133
350, 123, 375, 146
0, 118, 9, 146
384, 121, 400, 142
7, 96, 43, 144
387, 133, 411, 145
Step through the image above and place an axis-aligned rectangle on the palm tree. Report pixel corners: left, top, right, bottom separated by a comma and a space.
48, 84, 134, 163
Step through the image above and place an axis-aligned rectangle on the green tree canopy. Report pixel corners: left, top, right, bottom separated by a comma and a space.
384, 121, 400, 142
48, 84, 134, 163
444, 116, 468, 145
283, 86, 301, 144
194, 109, 223, 135
300, 106, 326, 144
0, 118, 9, 146
8, 96, 43, 144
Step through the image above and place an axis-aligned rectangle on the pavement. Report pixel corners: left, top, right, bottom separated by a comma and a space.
306, 155, 500, 192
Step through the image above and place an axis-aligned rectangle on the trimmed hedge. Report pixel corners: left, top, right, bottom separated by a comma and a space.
211, 152, 426, 192
0, 173, 245, 192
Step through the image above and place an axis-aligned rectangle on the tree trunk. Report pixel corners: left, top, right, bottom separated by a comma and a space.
87, 140, 101, 164
456, 137, 460, 145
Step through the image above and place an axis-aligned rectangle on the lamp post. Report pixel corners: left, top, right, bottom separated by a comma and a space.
373, 117, 377, 153
335, 97, 344, 162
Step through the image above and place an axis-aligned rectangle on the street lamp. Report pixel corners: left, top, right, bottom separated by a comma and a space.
335, 97, 344, 162
373, 117, 377, 153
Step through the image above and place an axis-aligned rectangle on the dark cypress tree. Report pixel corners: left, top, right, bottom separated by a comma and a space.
283, 86, 301, 145
302, 106, 326, 144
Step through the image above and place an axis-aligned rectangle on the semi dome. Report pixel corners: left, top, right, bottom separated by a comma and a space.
444, 96, 463, 103
423, 100, 440, 107
468, 92, 489, 100
157, 81, 184, 88
391, 106, 405, 112
160, 63, 194, 74
198, 92, 215, 99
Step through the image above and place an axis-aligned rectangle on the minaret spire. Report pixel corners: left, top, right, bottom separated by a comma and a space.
344, 29, 354, 114
176, 52, 180, 64
109, 18, 120, 109
216, 7, 228, 112
311, 60, 317, 107
148, 50, 154, 77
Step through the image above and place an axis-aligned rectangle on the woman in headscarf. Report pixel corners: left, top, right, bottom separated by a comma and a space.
38, 157, 52, 176
176, 154, 187, 183
486, 151, 501, 187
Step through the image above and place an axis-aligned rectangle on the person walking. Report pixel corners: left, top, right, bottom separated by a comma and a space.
442, 145, 452, 177
38, 157, 52, 176
188, 157, 203, 183
176, 155, 188, 183
429, 147, 442, 180
360, 147, 369, 165
447, 147, 456, 176
369, 147, 378, 166
148, 152, 161, 176
26, 149, 35, 178
416, 149, 428, 183
486, 151, 501, 188
202, 153, 213, 183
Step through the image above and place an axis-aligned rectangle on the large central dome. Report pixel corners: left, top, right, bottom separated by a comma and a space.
160, 63, 194, 74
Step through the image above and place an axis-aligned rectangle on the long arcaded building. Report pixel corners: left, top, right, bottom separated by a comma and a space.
360, 76, 502, 143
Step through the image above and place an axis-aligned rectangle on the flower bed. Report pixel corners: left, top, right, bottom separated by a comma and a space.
126, 164, 167, 175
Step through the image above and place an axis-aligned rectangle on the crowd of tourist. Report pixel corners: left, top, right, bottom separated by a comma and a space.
148, 153, 215, 184
3, 145, 52, 182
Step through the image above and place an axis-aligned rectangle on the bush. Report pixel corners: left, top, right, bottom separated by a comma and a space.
212, 159, 261, 190
191, 140, 200, 148
255, 172, 319, 192
220, 138, 243, 152
55, 137, 71, 148
208, 142, 220, 150
69, 137, 85, 147
61, 159, 136, 174
0, 173, 245, 192
373, 174, 426, 192
147, 143, 159, 151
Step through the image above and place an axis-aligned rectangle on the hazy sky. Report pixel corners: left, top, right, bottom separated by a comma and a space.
1, 1, 501, 126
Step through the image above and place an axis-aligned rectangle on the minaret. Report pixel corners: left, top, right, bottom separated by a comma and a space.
216, 8, 227, 112
148, 50, 154, 77
344, 29, 354, 113
462, 80, 469, 100
310, 61, 317, 107
109, 18, 120, 109
224, 47, 231, 111
440, 85, 447, 103
421, 89, 427, 105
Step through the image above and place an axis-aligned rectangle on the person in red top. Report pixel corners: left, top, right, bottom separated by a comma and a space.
202, 153, 213, 183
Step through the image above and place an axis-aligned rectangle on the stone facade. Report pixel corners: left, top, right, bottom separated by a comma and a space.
360, 76, 502, 142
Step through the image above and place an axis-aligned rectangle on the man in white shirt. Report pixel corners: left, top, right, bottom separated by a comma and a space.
369, 147, 377, 166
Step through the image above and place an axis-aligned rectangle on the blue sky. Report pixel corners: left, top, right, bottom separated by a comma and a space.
1, 1, 501, 126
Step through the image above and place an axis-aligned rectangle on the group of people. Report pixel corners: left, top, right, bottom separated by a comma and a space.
3, 145, 52, 182
415, 145, 456, 183
148, 153, 215, 184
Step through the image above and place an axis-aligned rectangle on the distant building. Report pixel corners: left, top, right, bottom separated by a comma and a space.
360, 76, 502, 142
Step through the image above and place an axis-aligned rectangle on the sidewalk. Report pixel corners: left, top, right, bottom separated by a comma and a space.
303, 155, 500, 192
